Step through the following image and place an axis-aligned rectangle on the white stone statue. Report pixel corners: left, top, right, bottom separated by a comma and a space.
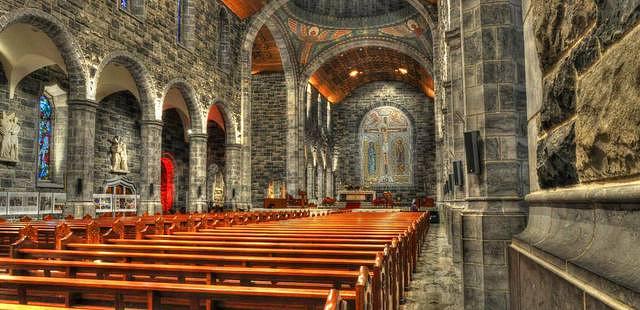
109, 136, 129, 173
0, 112, 20, 162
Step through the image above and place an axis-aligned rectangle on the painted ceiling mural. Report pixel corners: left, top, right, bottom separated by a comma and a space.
247, 0, 437, 102
280, 9, 432, 66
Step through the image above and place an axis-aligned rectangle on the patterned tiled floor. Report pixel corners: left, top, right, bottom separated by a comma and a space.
401, 224, 463, 310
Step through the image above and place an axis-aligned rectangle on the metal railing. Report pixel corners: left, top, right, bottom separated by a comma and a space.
0, 192, 66, 217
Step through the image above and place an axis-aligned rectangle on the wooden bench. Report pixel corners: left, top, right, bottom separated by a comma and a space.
0, 274, 355, 310
1, 211, 427, 310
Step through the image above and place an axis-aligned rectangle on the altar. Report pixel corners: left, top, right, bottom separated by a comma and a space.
337, 190, 376, 202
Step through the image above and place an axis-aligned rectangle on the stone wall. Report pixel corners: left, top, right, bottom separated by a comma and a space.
513, 0, 640, 308
250, 73, 287, 206
331, 81, 436, 206
93, 92, 142, 193
161, 108, 190, 210
0, 1, 246, 207
0, 0, 245, 115
435, 0, 530, 308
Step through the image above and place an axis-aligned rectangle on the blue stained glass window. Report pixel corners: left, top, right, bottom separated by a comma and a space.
38, 96, 52, 181
177, 0, 185, 43
120, 0, 128, 9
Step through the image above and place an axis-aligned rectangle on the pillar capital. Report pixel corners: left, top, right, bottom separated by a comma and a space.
68, 99, 98, 111
225, 143, 242, 150
189, 133, 208, 142
141, 119, 164, 128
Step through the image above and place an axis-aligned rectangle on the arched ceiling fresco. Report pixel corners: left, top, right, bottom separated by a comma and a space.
227, 0, 437, 102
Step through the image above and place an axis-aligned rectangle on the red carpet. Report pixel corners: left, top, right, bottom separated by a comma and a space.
345, 202, 361, 209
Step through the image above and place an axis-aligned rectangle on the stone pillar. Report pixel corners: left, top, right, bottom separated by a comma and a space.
139, 120, 163, 215
326, 169, 334, 199
224, 143, 242, 210
240, 143, 252, 209
65, 99, 97, 218
188, 133, 207, 213
455, 0, 529, 308
316, 164, 324, 200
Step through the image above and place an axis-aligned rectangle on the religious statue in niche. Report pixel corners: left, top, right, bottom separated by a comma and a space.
212, 171, 225, 204
0, 112, 20, 162
361, 106, 412, 186
109, 136, 129, 173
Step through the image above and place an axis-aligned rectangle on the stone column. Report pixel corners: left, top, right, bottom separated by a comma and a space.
224, 143, 242, 210
316, 164, 324, 200
240, 144, 252, 209
139, 120, 163, 215
65, 99, 97, 218
455, 0, 529, 308
188, 133, 207, 213
326, 169, 334, 199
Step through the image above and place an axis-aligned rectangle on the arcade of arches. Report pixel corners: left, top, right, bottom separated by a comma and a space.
0, 0, 639, 309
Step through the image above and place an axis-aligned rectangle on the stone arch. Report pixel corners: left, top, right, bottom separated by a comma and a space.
93, 51, 156, 121
264, 17, 303, 193
0, 8, 88, 100
242, 0, 435, 49
238, 15, 301, 204
160, 79, 205, 134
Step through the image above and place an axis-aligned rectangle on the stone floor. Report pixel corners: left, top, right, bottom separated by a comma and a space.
401, 224, 463, 310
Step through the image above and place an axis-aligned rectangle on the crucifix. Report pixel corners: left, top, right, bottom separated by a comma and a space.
364, 116, 407, 175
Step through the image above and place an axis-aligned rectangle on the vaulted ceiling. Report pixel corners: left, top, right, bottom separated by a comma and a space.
221, 0, 267, 20
309, 46, 434, 103
251, 26, 283, 74
222, 0, 438, 20
291, 0, 410, 18
236, 0, 437, 102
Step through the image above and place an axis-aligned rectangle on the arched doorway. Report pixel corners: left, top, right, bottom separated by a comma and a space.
160, 154, 175, 213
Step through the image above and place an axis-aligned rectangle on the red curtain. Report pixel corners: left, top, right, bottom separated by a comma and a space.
160, 157, 175, 212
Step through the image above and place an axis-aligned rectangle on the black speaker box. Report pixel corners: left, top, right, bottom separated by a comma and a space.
453, 160, 464, 186
464, 131, 481, 174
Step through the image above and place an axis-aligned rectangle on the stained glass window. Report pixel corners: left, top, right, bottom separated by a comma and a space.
38, 95, 53, 181
120, 0, 128, 10
177, 0, 185, 43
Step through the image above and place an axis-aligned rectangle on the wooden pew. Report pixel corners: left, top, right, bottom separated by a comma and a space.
11, 247, 386, 309
2, 211, 426, 310
0, 274, 354, 310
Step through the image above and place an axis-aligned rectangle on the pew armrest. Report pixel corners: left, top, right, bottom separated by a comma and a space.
324, 289, 346, 310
